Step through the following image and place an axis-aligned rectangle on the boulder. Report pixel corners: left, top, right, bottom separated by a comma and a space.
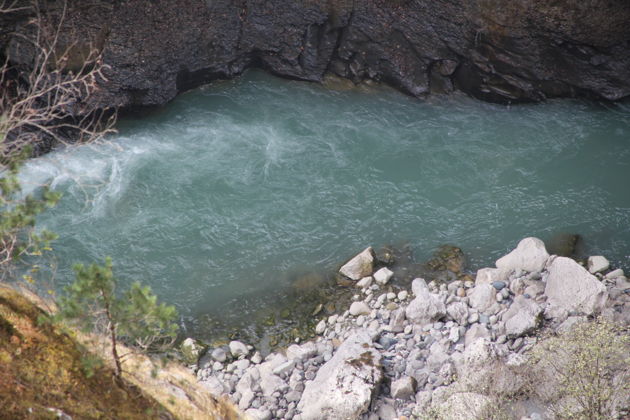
587, 255, 610, 274
496, 237, 549, 273
502, 295, 542, 337
286, 342, 318, 362
228, 340, 249, 358
468, 284, 496, 313
405, 289, 446, 325
544, 257, 608, 317
411, 278, 429, 296
464, 324, 490, 347
446, 301, 469, 325
340, 248, 374, 281
475, 267, 508, 285
349, 301, 371, 316
298, 329, 382, 420
374, 267, 394, 285
391, 376, 416, 399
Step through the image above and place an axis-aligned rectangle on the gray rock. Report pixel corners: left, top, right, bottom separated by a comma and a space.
340, 247, 374, 281
411, 278, 429, 296
229, 340, 249, 358
273, 360, 295, 376
285, 390, 302, 403
464, 324, 490, 347
374, 267, 394, 285
357, 276, 373, 288
259, 354, 289, 397
388, 308, 406, 333
245, 408, 272, 420
605, 268, 624, 279
544, 257, 608, 317
446, 302, 469, 325
469, 284, 496, 312
315, 319, 326, 335
587, 255, 610, 274
475, 267, 508, 285
496, 237, 549, 274
211, 347, 228, 363
405, 289, 446, 325
298, 329, 382, 420
349, 301, 371, 316
492, 281, 506, 290
391, 376, 416, 399
377, 403, 397, 420
239, 389, 255, 410
286, 342, 318, 362
502, 295, 542, 337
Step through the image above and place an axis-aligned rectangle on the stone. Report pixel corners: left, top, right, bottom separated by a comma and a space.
273, 360, 295, 376
411, 278, 429, 296
398, 290, 408, 301
475, 267, 508, 285
389, 308, 406, 333
258, 354, 289, 397
286, 342, 318, 362
251, 352, 263, 364
464, 324, 490, 347
377, 403, 397, 420
502, 295, 542, 337
468, 284, 496, 312
544, 257, 608, 317
492, 281, 506, 290
374, 267, 394, 285
391, 376, 416, 399
298, 329, 382, 420
245, 408, 272, 420
340, 247, 374, 280
496, 237, 549, 273
349, 301, 371, 316
587, 255, 610, 274
446, 302, 469, 325
229, 341, 249, 358
315, 319, 326, 335
405, 288, 446, 326
211, 347, 228, 363
605, 268, 624, 279
357, 276, 373, 288
239, 389, 255, 410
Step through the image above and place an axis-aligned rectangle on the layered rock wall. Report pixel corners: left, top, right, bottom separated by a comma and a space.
3, 0, 630, 110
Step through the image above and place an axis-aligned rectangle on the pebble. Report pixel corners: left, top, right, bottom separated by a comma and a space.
398, 290, 409, 300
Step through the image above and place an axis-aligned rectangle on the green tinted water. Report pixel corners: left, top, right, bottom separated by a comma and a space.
21, 70, 630, 337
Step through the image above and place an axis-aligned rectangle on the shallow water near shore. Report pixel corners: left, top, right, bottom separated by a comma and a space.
20, 70, 630, 342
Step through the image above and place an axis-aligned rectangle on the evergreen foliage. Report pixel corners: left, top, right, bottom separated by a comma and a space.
59, 257, 178, 378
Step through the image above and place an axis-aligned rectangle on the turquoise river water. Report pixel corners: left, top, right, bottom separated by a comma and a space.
20, 70, 630, 340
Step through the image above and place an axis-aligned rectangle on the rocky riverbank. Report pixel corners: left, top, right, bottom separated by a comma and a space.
185, 237, 630, 420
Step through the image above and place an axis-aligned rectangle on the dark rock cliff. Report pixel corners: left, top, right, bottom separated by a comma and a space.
3, 0, 630, 109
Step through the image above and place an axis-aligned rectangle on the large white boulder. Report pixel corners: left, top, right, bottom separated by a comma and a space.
405, 288, 446, 325
496, 237, 549, 273
298, 329, 382, 420
339, 247, 374, 280
544, 257, 608, 317
468, 284, 497, 313
502, 295, 542, 337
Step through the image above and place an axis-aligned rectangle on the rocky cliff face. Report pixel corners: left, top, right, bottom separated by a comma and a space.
3, 0, 630, 110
